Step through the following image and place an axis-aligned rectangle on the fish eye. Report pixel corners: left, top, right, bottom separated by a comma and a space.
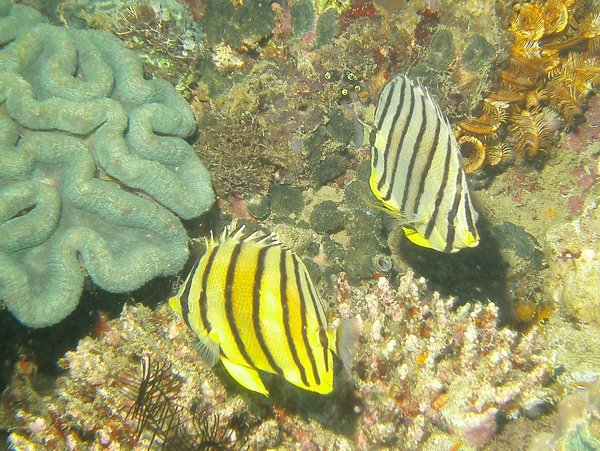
324, 71, 333, 80
345, 70, 358, 81
340, 87, 349, 96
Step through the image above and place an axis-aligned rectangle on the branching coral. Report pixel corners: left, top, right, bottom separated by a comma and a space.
456, 0, 600, 172
335, 270, 554, 449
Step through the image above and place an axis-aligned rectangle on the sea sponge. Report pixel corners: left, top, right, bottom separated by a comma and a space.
0, 1, 214, 327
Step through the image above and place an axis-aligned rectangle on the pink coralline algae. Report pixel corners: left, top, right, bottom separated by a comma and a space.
335, 270, 554, 449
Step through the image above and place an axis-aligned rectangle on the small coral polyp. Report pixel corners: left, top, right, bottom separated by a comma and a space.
0, 1, 214, 328
456, 0, 600, 172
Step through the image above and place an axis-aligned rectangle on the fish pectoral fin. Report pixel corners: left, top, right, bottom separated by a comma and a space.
221, 358, 269, 397
192, 334, 220, 368
402, 225, 434, 249
341, 101, 375, 148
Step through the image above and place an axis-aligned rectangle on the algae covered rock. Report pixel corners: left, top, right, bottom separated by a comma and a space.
0, 1, 214, 328
544, 197, 600, 327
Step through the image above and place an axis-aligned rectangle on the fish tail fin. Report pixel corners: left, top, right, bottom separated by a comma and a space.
330, 317, 361, 373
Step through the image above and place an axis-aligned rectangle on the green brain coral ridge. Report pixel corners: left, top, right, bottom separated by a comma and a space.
0, 1, 214, 328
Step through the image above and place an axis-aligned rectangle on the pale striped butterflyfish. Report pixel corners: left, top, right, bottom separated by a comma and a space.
357, 74, 480, 253
169, 225, 359, 396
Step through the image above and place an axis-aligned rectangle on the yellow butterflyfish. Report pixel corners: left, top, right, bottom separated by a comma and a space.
169, 225, 359, 396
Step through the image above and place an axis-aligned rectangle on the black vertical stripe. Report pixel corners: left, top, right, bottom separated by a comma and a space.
292, 255, 321, 386
444, 168, 463, 252
425, 133, 453, 239
199, 245, 219, 332
464, 194, 477, 237
371, 79, 395, 175
412, 111, 442, 212
179, 258, 200, 332
372, 80, 395, 169
376, 78, 397, 129
302, 269, 329, 372
378, 79, 410, 194
371, 81, 393, 172
302, 272, 326, 330
225, 242, 254, 367
280, 251, 309, 387
399, 92, 428, 212
254, 246, 284, 376
371, 129, 379, 168
318, 329, 329, 373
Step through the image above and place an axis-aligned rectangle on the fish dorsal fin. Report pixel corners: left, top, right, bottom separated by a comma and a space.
223, 223, 284, 249
221, 358, 269, 397
244, 230, 282, 247
192, 334, 220, 368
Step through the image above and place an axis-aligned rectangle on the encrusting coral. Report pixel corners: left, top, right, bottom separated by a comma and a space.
0, 269, 555, 449
0, 1, 214, 328
544, 193, 600, 327
529, 380, 600, 450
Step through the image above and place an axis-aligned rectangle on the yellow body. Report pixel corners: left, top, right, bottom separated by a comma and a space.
169, 227, 338, 396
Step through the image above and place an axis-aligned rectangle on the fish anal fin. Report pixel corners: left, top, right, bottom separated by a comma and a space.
192, 334, 220, 368
221, 358, 269, 397
402, 225, 434, 250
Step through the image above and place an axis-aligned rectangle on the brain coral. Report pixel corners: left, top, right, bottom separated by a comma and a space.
0, 1, 214, 328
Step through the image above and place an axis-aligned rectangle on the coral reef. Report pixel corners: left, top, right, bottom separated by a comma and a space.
0, 1, 214, 327
52, 0, 206, 99
3, 1, 599, 448
529, 380, 600, 450
456, 0, 600, 172
544, 193, 600, 327
200, 0, 275, 48
0, 304, 242, 449
0, 269, 556, 449
338, 270, 554, 449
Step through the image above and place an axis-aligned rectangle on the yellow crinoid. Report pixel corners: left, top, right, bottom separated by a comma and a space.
456, 0, 599, 171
